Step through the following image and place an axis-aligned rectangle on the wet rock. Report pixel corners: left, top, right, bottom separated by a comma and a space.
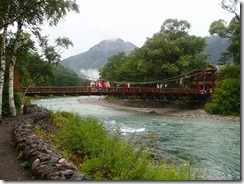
32, 159, 40, 170
58, 158, 68, 165
69, 172, 87, 180
23, 105, 38, 114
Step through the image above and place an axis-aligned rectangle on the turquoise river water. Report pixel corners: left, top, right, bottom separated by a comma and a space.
32, 96, 240, 180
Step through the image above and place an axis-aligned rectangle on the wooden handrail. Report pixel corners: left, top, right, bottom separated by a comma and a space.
21, 86, 210, 97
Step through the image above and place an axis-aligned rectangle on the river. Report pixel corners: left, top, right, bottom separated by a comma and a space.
32, 96, 240, 180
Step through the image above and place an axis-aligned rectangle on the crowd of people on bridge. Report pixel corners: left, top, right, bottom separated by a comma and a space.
82, 80, 171, 93
82, 80, 212, 94
82, 80, 131, 92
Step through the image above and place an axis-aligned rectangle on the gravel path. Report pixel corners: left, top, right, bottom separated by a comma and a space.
0, 119, 32, 180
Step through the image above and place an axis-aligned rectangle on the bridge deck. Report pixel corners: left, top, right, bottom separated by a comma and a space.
22, 86, 210, 97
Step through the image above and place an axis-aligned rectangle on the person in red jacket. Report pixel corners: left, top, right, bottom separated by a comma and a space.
125, 83, 129, 92
95, 81, 99, 92
102, 81, 106, 91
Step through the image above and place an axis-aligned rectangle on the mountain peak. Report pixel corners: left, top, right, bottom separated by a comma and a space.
61, 38, 137, 79
102, 38, 124, 43
98, 38, 132, 46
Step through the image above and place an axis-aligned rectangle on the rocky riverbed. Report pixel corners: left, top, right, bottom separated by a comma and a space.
77, 96, 240, 122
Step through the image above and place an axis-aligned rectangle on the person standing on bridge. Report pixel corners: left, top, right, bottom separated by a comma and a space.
159, 84, 163, 93
99, 82, 102, 91
102, 81, 106, 92
106, 81, 110, 92
125, 83, 128, 92
90, 81, 95, 92
125, 83, 130, 92
95, 81, 99, 92
116, 83, 120, 91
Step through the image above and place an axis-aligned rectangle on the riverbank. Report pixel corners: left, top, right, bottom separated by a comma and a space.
32, 96, 240, 180
77, 96, 240, 122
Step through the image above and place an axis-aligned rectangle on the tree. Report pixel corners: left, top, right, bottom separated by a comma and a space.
161, 18, 191, 35
209, 0, 240, 64
139, 19, 207, 83
205, 0, 240, 116
0, 0, 79, 120
18, 52, 83, 87
99, 52, 126, 81
221, 0, 240, 21
100, 19, 208, 86
205, 64, 240, 115
8, 13, 24, 117
9, 1, 77, 116
0, 2, 11, 123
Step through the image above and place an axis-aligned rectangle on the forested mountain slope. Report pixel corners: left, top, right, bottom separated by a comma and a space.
203, 35, 230, 65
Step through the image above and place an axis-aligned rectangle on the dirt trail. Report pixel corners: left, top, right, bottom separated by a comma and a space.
0, 119, 32, 180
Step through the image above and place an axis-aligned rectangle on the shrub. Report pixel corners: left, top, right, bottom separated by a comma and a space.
18, 151, 25, 160
205, 78, 240, 116
21, 161, 31, 169
205, 64, 240, 116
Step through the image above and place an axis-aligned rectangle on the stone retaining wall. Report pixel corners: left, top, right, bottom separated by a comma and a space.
13, 108, 88, 180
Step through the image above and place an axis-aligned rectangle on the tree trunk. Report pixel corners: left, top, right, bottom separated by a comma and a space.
0, 5, 10, 123
8, 20, 23, 117
8, 62, 17, 117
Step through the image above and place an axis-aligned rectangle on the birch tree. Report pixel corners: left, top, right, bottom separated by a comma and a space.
0, 3, 11, 123
8, 17, 23, 117
5, 0, 79, 117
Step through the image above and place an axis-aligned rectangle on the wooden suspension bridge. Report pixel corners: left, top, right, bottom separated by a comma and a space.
18, 66, 216, 99
22, 86, 211, 98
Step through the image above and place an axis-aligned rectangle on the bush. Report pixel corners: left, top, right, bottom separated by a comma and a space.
205, 78, 240, 116
205, 64, 240, 116
50, 111, 203, 180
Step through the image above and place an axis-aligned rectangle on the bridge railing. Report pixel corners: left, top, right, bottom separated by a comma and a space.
22, 86, 209, 96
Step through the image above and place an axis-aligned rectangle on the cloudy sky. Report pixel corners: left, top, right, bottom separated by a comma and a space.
41, 0, 237, 59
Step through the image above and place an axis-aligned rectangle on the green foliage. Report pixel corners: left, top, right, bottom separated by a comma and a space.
21, 161, 30, 169
209, 0, 240, 64
99, 52, 127, 80
100, 19, 208, 84
161, 19, 191, 34
18, 151, 25, 160
205, 0, 240, 116
30, 174, 38, 180
205, 78, 240, 116
50, 111, 203, 180
18, 53, 83, 87
209, 19, 229, 37
205, 64, 240, 116
217, 63, 240, 81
